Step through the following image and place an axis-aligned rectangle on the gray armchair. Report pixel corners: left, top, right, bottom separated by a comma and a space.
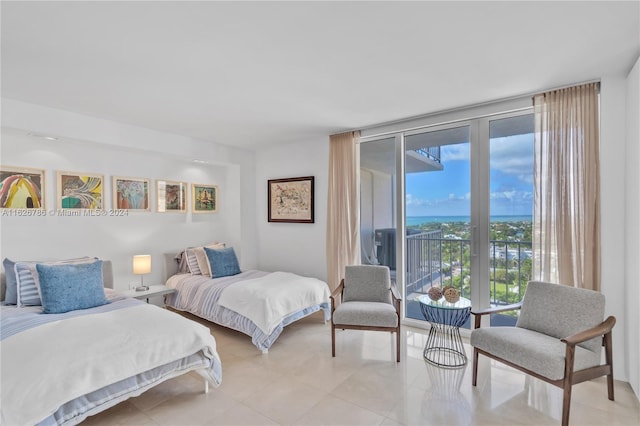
470, 281, 615, 426
330, 265, 402, 362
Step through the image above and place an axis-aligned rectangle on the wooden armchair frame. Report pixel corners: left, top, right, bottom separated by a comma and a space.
471, 304, 616, 426
330, 278, 402, 362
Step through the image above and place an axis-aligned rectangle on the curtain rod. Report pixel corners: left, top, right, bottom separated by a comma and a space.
347, 78, 601, 135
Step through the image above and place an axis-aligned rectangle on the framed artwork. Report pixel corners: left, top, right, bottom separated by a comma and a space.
268, 176, 314, 223
157, 180, 187, 212
113, 176, 150, 211
57, 171, 103, 209
0, 166, 45, 209
192, 183, 218, 213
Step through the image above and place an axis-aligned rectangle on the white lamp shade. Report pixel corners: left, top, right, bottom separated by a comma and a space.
133, 255, 151, 275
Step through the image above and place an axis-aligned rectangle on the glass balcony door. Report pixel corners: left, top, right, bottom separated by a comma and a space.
359, 110, 534, 329
403, 125, 472, 323
402, 114, 534, 327
488, 113, 534, 325
360, 137, 397, 276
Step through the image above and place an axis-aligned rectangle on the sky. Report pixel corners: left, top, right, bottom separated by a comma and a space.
405, 133, 534, 217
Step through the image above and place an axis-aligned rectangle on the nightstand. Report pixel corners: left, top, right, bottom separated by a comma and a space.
122, 285, 176, 304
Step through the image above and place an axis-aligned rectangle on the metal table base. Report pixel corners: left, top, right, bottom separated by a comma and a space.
417, 294, 472, 369
423, 322, 467, 368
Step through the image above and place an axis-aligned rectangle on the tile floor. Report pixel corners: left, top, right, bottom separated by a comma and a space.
86, 311, 640, 425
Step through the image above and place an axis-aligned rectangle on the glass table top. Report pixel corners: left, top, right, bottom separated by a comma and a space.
416, 294, 472, 310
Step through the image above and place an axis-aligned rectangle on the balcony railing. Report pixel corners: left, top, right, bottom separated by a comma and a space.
406, 231, 532, 307
414, 146, 441, 163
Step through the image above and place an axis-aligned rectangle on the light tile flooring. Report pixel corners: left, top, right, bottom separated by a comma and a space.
86, 311, 639, 425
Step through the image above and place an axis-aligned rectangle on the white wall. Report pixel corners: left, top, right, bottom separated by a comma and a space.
624, 56, 640, 398
600, 74, 631, 382
255, 137, 328, 280
0, 99, 257, 289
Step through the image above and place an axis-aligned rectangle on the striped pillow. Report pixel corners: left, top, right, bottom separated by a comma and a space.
15, 262, 41, 306
15, 257, 97, 307
185, 249, 201, 275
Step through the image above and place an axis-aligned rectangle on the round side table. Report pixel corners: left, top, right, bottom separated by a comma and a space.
417, 294, 472, 368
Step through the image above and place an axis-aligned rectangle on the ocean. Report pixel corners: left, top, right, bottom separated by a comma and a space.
406, 215, 532, 227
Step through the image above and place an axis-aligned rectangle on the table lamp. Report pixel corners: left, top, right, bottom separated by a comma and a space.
133, 254, 151, 291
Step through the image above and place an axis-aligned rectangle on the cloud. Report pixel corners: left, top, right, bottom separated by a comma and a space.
490, 190, 533, 201
441, 144, 469, 162
406, 189, 532, 216
490, 135, 534, 184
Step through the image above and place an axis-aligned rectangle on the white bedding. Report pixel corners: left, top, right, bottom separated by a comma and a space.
165, 270, 331, 352
217, 271, 330, 335
1, 302, 221, 426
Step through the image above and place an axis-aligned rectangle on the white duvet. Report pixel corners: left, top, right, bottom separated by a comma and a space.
0, 303, 221, 426
217, 271, 330, 335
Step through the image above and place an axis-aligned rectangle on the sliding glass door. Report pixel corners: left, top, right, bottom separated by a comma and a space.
359, 110, 534, 328
360, 137, 397, 271
403, 125, 471, 322
487, 114, 534, 325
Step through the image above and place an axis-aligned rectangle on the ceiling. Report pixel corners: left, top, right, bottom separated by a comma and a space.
2, 1, 639, 151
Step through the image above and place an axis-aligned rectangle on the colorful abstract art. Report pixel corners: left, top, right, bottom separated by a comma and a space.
157, 180, 187, 212
113, 177, 150, 211
0, 166, 45, 209
57, 171, 103, 209
192, 184, 218, 213
267, 176, 314, 223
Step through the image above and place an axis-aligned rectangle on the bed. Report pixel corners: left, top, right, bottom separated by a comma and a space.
0, 259, 222, 426
163, 248, 331, 353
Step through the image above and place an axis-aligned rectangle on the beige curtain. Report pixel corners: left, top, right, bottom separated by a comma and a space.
532, 82, 601, 291
326, 131, 361, 291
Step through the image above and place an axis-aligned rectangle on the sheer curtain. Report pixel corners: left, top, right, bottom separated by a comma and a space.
532, 82, 601, 291
326, 131, 360, 291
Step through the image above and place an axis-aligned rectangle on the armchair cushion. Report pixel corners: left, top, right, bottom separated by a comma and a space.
471, 326, 601, 380
516, 281, 605, 353
333, 301, 398, 328
342, 265, 391, 304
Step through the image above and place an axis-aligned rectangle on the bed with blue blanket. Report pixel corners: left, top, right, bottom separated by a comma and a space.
163, 250, 331, 353
0, 259, 222, 426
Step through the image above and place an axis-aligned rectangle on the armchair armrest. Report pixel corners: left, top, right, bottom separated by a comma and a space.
390, 282, 402, 302
472, 302, 522, 329
330, 280, 344, 312
471, 302, 522, 316
561, 316, 616, 347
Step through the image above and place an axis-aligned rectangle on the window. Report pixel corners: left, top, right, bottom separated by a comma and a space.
360, 105, 534, 328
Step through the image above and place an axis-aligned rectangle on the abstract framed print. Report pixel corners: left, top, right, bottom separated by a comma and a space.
268, 176, 314, 223
157, 180, 187, 212
113, 176, 150, 211
0, 166, 45, 209
192, 183, 218, 213
57, 171, 103, 210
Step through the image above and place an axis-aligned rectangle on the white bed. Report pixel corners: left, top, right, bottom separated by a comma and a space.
0, 260, 223, 426
163, 252, 331, 353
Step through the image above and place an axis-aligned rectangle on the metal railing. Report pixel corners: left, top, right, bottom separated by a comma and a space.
406, 232, 532, 306
414, 146, 441, 163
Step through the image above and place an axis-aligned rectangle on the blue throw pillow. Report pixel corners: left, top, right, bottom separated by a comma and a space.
36, 260, 108, 314
204, 247, 241, 278
2, 258, 18, 305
